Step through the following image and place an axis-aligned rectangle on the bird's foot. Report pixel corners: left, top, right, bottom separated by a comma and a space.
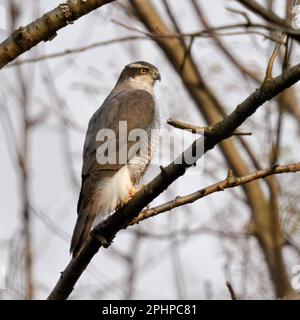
129, 186, 138, 197
118, 186, 137, 209
139, 184, 146, 190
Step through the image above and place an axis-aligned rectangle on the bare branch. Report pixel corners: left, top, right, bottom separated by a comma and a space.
226, 281, 238, 300
131, 162, 300, 224
0, 0, 115, 69
8, 36, 147, 67
265, 34, 286, 81
167, 118, 252, 136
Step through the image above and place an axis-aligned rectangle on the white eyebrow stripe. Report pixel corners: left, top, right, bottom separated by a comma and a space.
128, 63, 149, 69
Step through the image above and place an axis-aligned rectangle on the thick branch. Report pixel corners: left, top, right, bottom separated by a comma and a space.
48, 62, 300, 300
0, 0, 114, 69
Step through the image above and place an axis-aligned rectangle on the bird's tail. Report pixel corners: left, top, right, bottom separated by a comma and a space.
70, 208, 96, 258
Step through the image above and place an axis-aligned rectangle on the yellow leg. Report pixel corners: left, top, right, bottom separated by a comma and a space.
139, 184, 146, 191
121, 186, 137, 206
129, 186, 137, 197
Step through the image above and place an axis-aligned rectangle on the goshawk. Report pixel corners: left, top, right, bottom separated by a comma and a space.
70, 61, 161, 257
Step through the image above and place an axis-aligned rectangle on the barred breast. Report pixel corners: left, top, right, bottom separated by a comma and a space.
127, 103, 160, 184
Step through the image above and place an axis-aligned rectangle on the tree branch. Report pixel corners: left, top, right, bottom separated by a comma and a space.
0, 0, 114, 69
226, 281, 238, 300
48, 61, 300, 300
167, 118, 252, 136
131, 162, 300, 224
237, 0, 288, 27
237, 0, 300, 42
6, 21, 291, 67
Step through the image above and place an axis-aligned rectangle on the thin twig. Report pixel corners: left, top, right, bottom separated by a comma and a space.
8, 36, 147, 67
265, 34, 286, 81
167, 118, 252, 136
226, 281, 237, 300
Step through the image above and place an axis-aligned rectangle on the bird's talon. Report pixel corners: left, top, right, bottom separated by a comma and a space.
129, 186, 137, 197
120, 186, 137, 207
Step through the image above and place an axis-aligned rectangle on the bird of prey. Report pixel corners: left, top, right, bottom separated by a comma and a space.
70, 61, 161, 257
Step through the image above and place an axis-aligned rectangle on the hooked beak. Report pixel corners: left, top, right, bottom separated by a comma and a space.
152, 70, 161, 82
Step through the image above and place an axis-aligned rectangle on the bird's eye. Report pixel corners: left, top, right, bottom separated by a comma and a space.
140, 68, 148, 75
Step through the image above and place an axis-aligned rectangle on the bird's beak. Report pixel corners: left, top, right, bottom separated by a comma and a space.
153, 70, 161, 81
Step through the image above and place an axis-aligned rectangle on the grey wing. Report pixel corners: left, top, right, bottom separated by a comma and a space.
70, 90, 158, 256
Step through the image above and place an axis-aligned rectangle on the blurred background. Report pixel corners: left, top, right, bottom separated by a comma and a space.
1, 0, 300, 299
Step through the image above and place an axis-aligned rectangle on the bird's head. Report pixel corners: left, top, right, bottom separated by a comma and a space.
117, 61, 161, 92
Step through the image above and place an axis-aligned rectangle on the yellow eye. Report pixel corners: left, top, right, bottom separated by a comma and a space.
140, 68, 147, 75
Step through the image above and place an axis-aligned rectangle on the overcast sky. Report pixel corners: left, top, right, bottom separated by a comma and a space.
1, 0, 300, 299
